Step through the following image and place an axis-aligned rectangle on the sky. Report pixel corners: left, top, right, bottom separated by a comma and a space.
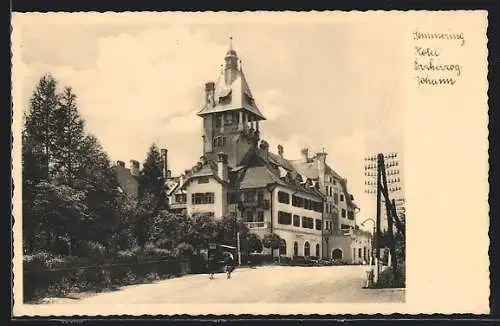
14, 14, 406, 228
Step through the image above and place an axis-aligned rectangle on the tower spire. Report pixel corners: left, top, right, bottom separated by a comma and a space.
229, 36, 233, 50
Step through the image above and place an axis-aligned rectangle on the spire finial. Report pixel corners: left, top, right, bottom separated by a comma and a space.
229, 36, 233, 49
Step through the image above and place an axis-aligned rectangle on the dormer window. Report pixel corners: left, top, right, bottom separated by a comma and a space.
244, 91, 254, 105
218, 90, 232, 105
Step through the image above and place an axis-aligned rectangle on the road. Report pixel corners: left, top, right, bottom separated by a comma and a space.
49, 265, 404, 304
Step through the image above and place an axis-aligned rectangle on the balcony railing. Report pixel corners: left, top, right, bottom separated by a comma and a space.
169, 202, 187, 210
239, 199, 270, 210
245, 221, 270, 229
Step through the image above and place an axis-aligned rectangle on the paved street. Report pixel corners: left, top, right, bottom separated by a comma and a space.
47, 265, 404, 304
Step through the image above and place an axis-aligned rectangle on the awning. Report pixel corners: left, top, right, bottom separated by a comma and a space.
219, 245, 237, 250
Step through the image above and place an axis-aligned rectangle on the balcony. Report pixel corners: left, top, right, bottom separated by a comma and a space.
239, 199, 270, 210
245, 221, 270, 229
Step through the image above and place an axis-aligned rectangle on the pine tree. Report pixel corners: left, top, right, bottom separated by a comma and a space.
138, 143, 166, 207
24, 74, 60, 181
23, 75, 61, 251
52, 86, 85, 187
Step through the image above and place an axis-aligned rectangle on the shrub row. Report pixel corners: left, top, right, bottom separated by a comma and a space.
23, 247, 193, 303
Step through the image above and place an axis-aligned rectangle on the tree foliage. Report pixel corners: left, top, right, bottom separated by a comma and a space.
262, 233, 281, 258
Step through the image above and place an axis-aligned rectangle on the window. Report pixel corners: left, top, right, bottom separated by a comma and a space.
244, 190, 256, 203
292, 195, 299, 207
219, 91, 232, 105
340, 194, 345, 202
325, 186, 329, 196
302, 216, 314, 229
227, 192, 239, 204
353, 248, 356, 259
191, 192, 215, 205
198, 176, 209, 184
304, 242, 310, 257
213, 136, 226, 148
315, 219, 322, 231
341, 224, 351, 230
332, 248, 342, 260
293, 214, 301, 227
315, 244, 320, 257
257, 211, 264, 222
293, 242, 298, 256
342, 208, 347, 218
363, 247, 367, 261
278, 191, 290, 204
314, 201, 323, 212
358, 248, 362, 259
257, 191, 264, 202
224, 112, 234, 125
246, 210, 254, 222
244, 92, 254, 106
333, 193, 338, 204
278, 211, 292, 225
333, 179, 336, 185
279, 239, 287, 256
175, 194, 187, 203
347, 210, 355, 220
325, 221, 330, 230
193, 211, 214, 218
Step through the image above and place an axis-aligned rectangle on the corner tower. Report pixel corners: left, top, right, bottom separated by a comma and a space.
197, 37, 266, 168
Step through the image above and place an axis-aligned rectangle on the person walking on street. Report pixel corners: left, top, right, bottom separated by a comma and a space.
207, 252, 218, 280
225, 252, 235, 279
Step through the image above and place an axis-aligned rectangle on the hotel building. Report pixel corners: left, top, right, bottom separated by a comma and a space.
118, 42, 372, 263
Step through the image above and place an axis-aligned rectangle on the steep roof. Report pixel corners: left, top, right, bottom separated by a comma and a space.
291, 157, 343, 181
197, 70, 266, 120
236, 149, 325, 198
290, 155, 359, 209
182, 160, 228, 187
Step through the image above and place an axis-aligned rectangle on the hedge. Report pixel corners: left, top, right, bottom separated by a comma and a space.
23, 249, 192, 303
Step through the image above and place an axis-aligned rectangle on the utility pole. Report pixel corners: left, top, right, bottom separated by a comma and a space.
237, 231, 242, 265
376, 154, 382, 265
364, 152, 402, 284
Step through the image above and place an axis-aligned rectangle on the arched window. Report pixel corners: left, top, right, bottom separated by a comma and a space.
332, 248, 343, 260
293, 241, 298, 256
315, 243, 320, 257
304, 241, 310, 257
279, 239, 287, 256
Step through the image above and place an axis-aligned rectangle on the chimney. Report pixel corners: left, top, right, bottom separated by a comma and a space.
217, 152, 228, 181
130, 160, 140, 177
160, 148, 168, 179
116, 160, 125, 168
167, 169, 172, 179
205, 81, 215, 107
259, 140, 269, 161
316, 151, 328, 190
301, 148, 309, 163
179, 174, 185, 186
277, 144, 284, 158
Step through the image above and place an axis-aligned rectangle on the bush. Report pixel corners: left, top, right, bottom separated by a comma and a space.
374, 263, 406, 288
